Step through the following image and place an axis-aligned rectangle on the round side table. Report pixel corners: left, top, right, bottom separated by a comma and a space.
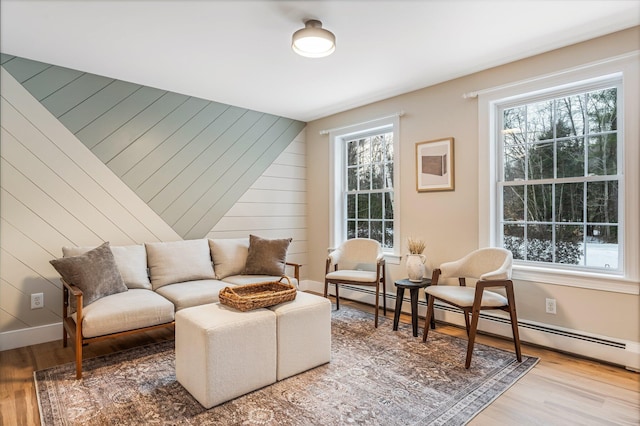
393, 278, 435, 337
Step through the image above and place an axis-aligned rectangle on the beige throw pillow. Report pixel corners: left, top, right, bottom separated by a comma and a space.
243, 235, 292, 276
63, 244, 151, 290
208, 238, 250, 279
146, 239, 215, 290
50, 242, 127, 308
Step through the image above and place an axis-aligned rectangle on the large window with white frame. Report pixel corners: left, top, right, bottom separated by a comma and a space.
496, 78, 623, 274
344, 130, 395, 246
330, 116, 400, 256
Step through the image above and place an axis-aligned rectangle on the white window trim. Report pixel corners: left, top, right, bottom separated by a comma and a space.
478, 53, 639, 295
329, 115, 401, 264
498, 77, 623, 272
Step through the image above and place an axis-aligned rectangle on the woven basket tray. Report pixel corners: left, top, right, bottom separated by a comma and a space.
219, 276, 296, 311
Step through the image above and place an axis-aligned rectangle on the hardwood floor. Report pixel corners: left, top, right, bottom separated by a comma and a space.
1, 297, 638, 425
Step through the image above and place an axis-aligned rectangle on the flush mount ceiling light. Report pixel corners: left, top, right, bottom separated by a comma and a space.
291, 19, 336, 58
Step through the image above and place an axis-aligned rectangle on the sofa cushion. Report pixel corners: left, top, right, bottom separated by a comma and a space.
222, 275, 299, 288
51, 242, 127, 308
146, 239, 215, 290
155, 279, 230, 311
244, 235, 292, 276
63, 244, 151, 290
73, 289, 174, 338
209, 238, 249, 279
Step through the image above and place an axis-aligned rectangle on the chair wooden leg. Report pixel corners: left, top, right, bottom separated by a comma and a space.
422, 294, 435, 342
465, 306, 481, 369
505, 284, 522, 362
463, 309, 471, 337
324, 280, 339, 310
509, 305, 522, 362
374, 282, 380, 328
381, 270, 387, 315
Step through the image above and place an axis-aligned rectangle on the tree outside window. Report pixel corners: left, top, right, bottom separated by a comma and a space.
345, 132, 394, 248
499, 86, 620, 271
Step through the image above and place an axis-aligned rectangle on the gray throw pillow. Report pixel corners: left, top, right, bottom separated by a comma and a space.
50, 242, 127, 308
243, 235, 292, 276
62, 244, 151, 290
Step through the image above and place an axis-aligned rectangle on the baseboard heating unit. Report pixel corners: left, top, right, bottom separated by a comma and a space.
306, 282, 639, 371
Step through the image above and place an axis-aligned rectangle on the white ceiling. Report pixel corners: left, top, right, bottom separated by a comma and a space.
1, 1, 638, 122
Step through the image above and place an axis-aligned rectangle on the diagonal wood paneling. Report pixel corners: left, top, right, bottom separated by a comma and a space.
181, 119, 304, 239
2, 55, 306, 239
0, 66, 181, 342
0, 58, 309, 348
208, 131, 308, 268
0, 53, 16, 64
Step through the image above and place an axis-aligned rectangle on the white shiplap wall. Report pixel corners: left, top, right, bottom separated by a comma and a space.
0, 67, 181, 350
0, 67, 309, 350
208, 131, 308, 269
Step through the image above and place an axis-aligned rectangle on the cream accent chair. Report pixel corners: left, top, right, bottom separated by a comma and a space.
324, 238, 386, 327
422, 247, 522, 369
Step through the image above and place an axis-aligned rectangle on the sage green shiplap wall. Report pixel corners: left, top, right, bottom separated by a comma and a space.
1, 65, 183, 345
1, 54, 305, 240
1, 53, 307, 349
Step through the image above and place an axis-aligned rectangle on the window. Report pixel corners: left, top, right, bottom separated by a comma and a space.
344, 131, 394, 246
478, 55, 639, 293
329, 115, 400, 257
497, 79, 623, 273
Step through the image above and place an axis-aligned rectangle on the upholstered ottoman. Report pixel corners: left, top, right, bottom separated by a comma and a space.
175, 303, 277, 408
268, 291, 332, 381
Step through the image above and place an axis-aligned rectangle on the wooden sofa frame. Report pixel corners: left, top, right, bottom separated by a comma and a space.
62, 262, 301, 379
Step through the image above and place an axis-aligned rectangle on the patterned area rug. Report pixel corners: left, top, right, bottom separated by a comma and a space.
35, 306, 538, 425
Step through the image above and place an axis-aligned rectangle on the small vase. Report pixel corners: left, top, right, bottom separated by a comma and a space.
406, 254, 426, 282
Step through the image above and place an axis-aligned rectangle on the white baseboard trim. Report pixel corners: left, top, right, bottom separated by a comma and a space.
308, 280, 640, 371
5, 282, 638, 372
0, 282, 317, 352
298, 279, 316, 292
0, 282, 315, 351
0, 322, 62, 352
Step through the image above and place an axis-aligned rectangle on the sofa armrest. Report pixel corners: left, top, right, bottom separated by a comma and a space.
285, 262, 302, 282
61, 278, 82, 296
61, 278, 85, 378
61, 278, 83, 316
61, 278, 83, 339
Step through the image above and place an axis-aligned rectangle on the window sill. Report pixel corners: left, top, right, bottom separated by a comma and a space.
512, 264, 639, 295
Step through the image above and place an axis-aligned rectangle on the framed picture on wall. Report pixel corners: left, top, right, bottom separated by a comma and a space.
415, 137, 454, 192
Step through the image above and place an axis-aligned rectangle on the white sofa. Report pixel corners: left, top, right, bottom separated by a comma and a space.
53, 237, 301, 379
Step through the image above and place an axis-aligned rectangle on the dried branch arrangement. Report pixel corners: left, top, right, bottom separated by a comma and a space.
407, 237, 426, 254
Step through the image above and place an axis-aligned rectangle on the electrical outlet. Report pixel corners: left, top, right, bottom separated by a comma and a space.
31, 293, 44, 309
545, 298, 556, 314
